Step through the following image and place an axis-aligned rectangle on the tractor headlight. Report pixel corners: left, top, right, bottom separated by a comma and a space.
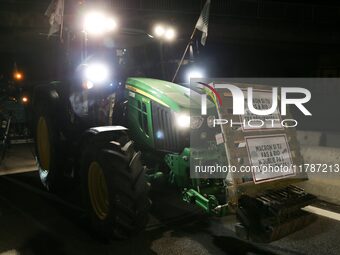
186, 68, 204, 83
84, 63, 110, 85
175, 113, 190, 129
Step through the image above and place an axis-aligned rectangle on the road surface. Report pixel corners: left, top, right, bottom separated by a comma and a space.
1, 172, 340, 255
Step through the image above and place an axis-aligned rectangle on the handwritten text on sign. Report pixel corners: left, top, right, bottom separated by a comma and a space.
241, 90, 282, 130
245, 135, 295, 183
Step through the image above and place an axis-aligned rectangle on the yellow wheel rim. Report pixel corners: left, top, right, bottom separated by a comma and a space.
88, 161, 109, 220
36, 116, 50, 171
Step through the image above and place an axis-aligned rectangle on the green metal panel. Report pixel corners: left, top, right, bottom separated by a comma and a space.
126, 77, 201, 112
165, 148, 190, 187
127, 90, 154, 148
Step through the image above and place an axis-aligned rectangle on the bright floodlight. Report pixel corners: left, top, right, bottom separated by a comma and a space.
164, 28, 176, 41
106, 17, 117, 31
154, 25, 165, 37
176, 113, 190, 129
154, 24, 176, 41
186, 69, 204, 83
83, 11, 117, 36
84, 63, 110, 84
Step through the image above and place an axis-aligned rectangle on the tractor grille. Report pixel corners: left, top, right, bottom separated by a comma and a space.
152, 102, 189, 152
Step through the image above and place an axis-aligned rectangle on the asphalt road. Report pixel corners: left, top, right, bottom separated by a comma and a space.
0, 172, 340, 255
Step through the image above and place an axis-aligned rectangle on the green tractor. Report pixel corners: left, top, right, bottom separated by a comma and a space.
33, 6, 209, 239
34, 75, 220, 238
33, 5, 316, 241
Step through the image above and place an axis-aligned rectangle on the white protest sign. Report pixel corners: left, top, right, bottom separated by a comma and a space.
241, 89, 282, 130
245, 134, 295, 183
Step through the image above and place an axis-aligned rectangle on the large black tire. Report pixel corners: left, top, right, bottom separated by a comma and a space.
34, 104, 70, 192
81, 134, 150, 239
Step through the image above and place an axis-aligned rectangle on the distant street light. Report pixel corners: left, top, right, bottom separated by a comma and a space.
13, 71, 23, 81
22, 96, 29, 103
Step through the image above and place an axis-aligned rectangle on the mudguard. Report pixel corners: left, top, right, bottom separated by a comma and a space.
79, 126, 129, 150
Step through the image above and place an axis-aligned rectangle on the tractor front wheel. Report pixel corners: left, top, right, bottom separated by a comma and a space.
81, 135, 150, 239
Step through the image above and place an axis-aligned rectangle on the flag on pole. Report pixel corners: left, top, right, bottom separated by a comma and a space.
45, 0, 64, 37
195, 0, 211, 46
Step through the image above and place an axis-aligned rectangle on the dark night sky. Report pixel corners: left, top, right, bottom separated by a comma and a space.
0, 0, 340, 132
0, 0, 340, 81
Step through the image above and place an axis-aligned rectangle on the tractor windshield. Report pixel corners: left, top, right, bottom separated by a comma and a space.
85, 29, 162, 82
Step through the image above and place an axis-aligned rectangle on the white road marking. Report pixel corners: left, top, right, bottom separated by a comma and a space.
303, 205, 340, 221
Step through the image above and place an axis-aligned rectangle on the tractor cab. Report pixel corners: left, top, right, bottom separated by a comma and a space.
59, 11, 167, 128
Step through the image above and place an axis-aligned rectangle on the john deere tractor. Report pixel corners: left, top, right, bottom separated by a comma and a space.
34, 4, 316, 241
33, 6, 204, 238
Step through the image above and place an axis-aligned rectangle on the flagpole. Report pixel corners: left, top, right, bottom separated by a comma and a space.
172, 0, 210, 83
60, 0, 65, 42
171, 28, 197, 82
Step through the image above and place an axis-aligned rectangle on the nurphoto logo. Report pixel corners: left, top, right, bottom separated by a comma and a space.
199, 83, 311, 116
198, 82, 311, 129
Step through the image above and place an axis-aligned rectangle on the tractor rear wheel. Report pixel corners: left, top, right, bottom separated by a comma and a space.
34, 105, 70, 192
81, 135, 150, 239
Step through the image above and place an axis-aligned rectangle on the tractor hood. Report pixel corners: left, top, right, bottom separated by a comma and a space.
126, 77, 202, 112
